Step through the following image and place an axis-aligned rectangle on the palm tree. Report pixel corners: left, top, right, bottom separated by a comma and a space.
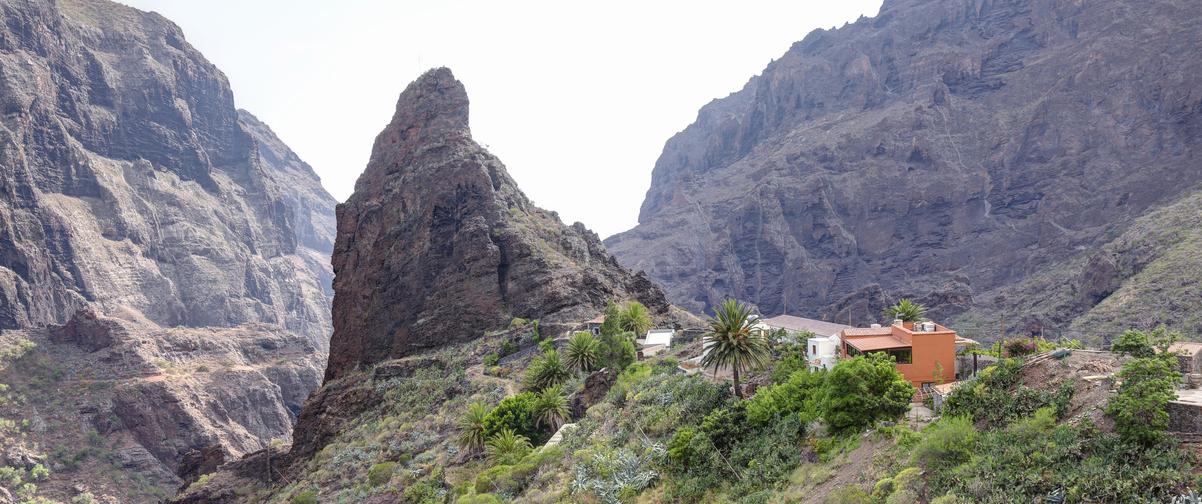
456, 401, 490, 453
565, 332, 601, 372
619, 301, 652, 336
524, 350, 571, 391
884, 299, 927, 323
700, 299, 770, 399
485, 428, 532, 466
534, 385, 570, 430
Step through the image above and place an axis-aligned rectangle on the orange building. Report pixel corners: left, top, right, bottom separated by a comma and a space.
839, 321, 958, 388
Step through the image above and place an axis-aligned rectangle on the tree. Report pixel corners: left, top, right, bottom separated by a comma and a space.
484, 428, 532, 466
884, 299, 927, 323
534, 385, 570, 430
457, 401, 490, 453
524, 350, 571, 392
481, 392, 541, 442
565, 332, 601, 372
1111, 327, 1179, 358
1107, 355, 1180, 445
619, 301, 653, 336
822, 353, 915, 434
700, 299, 770, 399
599, 300, 624, 336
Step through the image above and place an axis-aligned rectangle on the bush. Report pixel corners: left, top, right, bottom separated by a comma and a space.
911, 416, 978, 467
474, 446, 562, 495
822, 354, 914, 434
746, 369, 824, 427
289, 490, 318, 504
942, 359, 1075, 427
481, 392, 543, 442
28, 463, 48, 481
565, 332, 601, 372
1107, 355, 1179, 445
483, 353, 499, 367
367, 461, 397, 487
1004, 338, 1039, 357
1111, 327, 1178, 358
402, 467, 447, 504
599, 331, 638, 372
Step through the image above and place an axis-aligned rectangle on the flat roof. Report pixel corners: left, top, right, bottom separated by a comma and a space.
842, 327, 894, 337
642, 329, 673, 348
845, 334, 911, 352
1169, 342, 1202, 357
761, 315, 851, 336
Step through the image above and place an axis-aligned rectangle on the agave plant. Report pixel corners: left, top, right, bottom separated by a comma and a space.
565, 332, 601, 372
456, 401, 490, 454
535, 385, 571, 430
700, 299, 770, 399
884, 298, 927, 323
484, 428, 532, 466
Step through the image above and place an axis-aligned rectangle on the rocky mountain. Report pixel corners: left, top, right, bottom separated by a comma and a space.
170, 68, 686, 503
606, 0, 1202, 340
325, 67, 671, 380
0, 0, 334, 500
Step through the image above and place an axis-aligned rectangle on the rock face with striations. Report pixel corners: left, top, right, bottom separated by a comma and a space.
0, 0, 334, 499
325, 67, 670, 380
606, 0, 1202, 329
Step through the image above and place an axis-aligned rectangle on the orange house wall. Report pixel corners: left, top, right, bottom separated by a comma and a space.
897, 329, 956, 387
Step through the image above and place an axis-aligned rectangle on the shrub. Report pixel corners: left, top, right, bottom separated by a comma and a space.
599, 331, 638, 372
367, 461, 397, 487
499, 341, 518, 357
474, 446, 563, 495
483, 353, 499, 367
911, 416, 978, 467
523, 350, 571, 392
822, 353, 914, 434
569, 447, 658, 503
28, 463, 48, 481
1004, 338, 1039, 357
745, 369, 824, 427
0, 466, 21, 487
1107, 355, 1179, 445
484, 429, 532, 466
509, 318, 530, 329
1111, 327, 1178, 358
482, 392, 542, 442
289, 490, 318, 504
71, 493, 98, 504
402, 467, 447, 504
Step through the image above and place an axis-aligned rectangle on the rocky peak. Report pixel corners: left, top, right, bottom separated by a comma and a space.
326, 68, 669, 380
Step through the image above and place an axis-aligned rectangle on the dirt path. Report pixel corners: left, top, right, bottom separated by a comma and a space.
467, 364, 518, 396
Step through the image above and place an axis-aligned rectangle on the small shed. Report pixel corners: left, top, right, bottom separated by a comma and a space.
1168, 342, 1202, 375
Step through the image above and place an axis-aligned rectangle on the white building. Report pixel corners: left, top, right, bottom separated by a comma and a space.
759, 315, 851, 371
637, 328, 674, 358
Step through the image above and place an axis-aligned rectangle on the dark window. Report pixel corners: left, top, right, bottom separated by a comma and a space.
846, 344, 862, 357
888, 348, 912, 364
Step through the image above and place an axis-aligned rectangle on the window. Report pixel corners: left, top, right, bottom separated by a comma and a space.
887, 348, 912, 364
845, 344, 862, 357
811, 344, 817, 355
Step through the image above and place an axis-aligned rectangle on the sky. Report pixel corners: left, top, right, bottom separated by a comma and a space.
119, 0, 883, 238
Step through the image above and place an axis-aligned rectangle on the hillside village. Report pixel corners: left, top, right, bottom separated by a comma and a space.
170, 297, 1202, 503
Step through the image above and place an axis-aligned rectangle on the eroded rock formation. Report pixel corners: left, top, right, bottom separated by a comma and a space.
325, 67, 670, 380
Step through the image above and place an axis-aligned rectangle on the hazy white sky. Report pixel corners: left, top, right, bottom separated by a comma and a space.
119, 0, 882, 238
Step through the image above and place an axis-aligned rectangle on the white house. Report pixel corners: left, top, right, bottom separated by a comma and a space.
759, 315, 851, 371
638, 329, 674, 358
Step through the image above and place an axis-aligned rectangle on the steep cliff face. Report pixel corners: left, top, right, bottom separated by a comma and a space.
607, 0, 1202, 329
325, 68, 670, 380
0, 0, 333, 347
0, 0, 334, 500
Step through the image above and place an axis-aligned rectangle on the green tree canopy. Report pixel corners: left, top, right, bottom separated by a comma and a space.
619, 301, 653, 336
457, 401, 490, 454
822, 353, 915, 434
